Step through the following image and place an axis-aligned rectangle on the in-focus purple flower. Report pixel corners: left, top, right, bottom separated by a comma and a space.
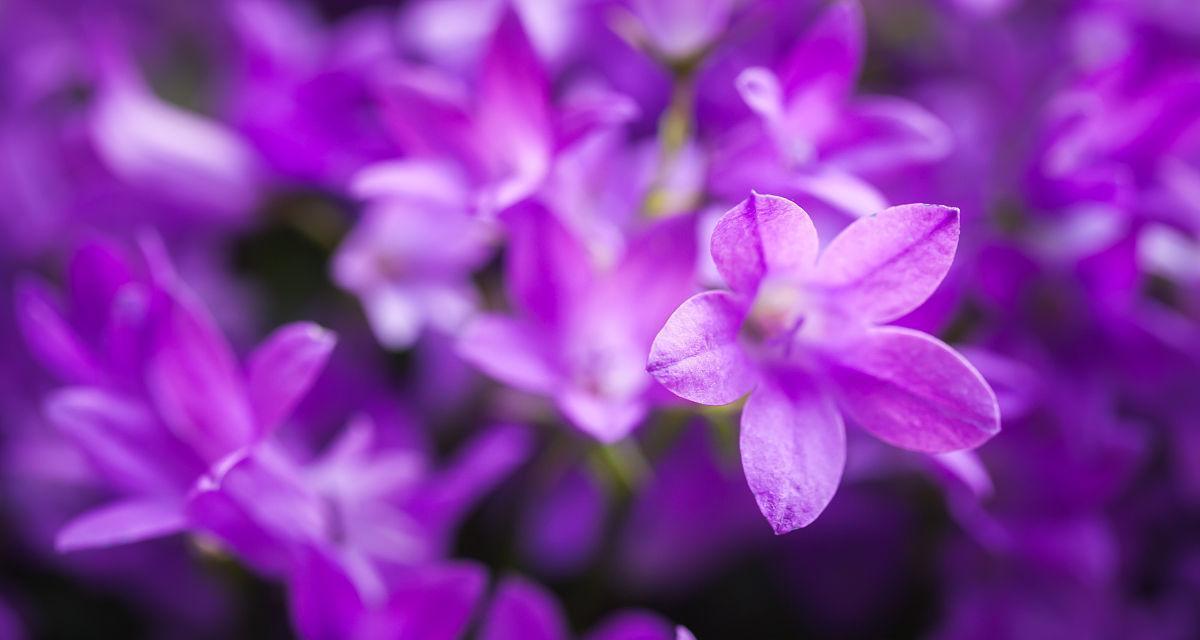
458, 203, 696, 442
648, 193, 1000, 533
710, 0, 951, 218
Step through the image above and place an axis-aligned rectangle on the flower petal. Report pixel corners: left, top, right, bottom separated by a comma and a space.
372, 562, 487, 640
502, 202, 593, 326
45, 387, 200, 493
457, 314, 561, 393
479, 576, 569, 640
825, 327, 1001, 453
147, 296, 257, 462
56, 498, 187, 552
740, 370, 846, 534
415, 423, 532, 530
710, 193, 819, 296
778, 0, 865, 102
647, 291, 755, 406
585, 611, 674, 640
815, 203, 960, 323
14, 276, 105, 385
825, 96, 953, 174
555, 389, 647, 443
246, 322, 336, 430
477, 8, 553, 210
792, 166, 889, 218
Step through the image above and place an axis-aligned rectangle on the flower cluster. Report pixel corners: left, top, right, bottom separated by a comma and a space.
0, 0, 1197, 638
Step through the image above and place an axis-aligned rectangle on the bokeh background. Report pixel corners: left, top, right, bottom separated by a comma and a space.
1, 0, 1199, 638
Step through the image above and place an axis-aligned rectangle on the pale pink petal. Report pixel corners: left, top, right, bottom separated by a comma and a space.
740, 370, 845, 534
56, 498, 187, 552
815, 203, 960, 323
647, 291, 755, 406
710, 193, 818, 296
825, 327, 1001, 453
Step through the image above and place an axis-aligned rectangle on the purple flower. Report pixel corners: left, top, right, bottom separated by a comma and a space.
709, 0, 951, 218
479, 575, 682, 640
332, 164, 495, 349
458, 203, 696, 442
187, 418, 530, 606
648, 193, 1000, 533
15, 237, 335, 551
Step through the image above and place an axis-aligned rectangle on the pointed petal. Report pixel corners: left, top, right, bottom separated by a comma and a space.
14, 276, 105, 385
740, 370, 845, 534
415, 424, 532, 530
477, 8, 553, 208
45, 387, 198, 493
556, 84, 639, 149
457, 314, 561, 393
711, 193, 818, 296
67, 239, 136, 335
147, 296, 256, 461
815, 203, 960, 324
826, 327, 1001, 453
778, 0, 864, 102
825, 96, 953, 173
556, 389, 647, 443
288, 548, 364, 640
56, 498, 187, 552
246, 322, 336, 429
376, 63, 476, 161
647, 291, 755, 406
502, 202, 593, 325
480, 576, 569, 640
792, 166, 889, 218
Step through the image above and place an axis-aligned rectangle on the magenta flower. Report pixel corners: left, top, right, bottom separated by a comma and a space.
648, 193, 1000, 533
458, 203, 696, 442
15, 238, 335, 551
479, 575, 685, 640
710, 0, 950, 217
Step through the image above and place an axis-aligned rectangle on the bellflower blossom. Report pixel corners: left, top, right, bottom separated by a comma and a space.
710, 0, 951, 218
15, 237, 335, 552
648, 193, 1000, 532
459, 203, 696, 442
334, 7, 636, 349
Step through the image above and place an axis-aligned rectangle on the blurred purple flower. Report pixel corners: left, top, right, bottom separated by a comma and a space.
709, 0, 951, 218
15, 237, 335, 552
649, 193, 1000, 532
459, 204, 696, 442
479, 575, 683, 640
